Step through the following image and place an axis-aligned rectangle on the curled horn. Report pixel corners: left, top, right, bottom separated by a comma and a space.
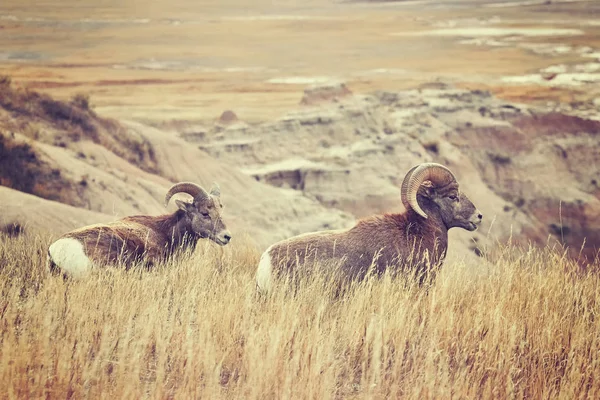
164, 182, 209, 207
401, 163, 457, 219
400, 164, 420, 213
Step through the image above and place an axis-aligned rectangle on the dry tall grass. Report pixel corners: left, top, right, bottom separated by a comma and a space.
1, 232, 599, 399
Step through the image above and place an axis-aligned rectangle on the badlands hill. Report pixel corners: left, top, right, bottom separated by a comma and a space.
1, 78, 598, 265
0, 79, 352, 249
172, 82, 600, 264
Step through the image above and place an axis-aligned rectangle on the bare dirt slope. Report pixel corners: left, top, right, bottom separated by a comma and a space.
0, 186, 112, 237
0, 85, 353, 248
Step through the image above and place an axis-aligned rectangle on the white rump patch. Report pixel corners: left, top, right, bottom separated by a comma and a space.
48, 238, 92, 278
256, 246, 274, 294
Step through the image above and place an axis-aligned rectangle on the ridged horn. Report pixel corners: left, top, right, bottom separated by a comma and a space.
400, 164, 421, 213
402, 163, 457, 219
164, 182, 209, 207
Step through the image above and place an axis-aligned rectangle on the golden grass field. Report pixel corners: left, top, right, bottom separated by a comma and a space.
1, 232, 598, 399
2, 1, 600, 398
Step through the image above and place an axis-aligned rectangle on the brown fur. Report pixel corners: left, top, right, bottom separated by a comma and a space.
266, 181, 480, 285
63, 211, 197, 267
49, 183, 231, 273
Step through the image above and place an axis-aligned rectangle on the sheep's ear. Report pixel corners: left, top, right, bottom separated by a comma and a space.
421, 181, 435, 198
175, 200, 191, 212
210, 182, 221, 198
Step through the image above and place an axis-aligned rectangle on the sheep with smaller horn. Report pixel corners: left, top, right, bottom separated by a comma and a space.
48, 182, 231, 278
256, 163, 482, 292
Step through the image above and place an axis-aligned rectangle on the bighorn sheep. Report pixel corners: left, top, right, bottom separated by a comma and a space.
48, 182, 231, 277
256, 163, 482, 292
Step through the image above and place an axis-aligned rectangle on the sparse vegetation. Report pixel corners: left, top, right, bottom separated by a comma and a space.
71, 92, 92, 111
422, 141, 439, 155
1, 232, 599, 398
0, 75, 11, 87
515, 197, 526, 208
21, 121, 42, 140
0, 77, 159, 174
487, 151, 512, 165
0, 84, 98, 139
0, 222, 24, 237
0, 133, 79, 205
550, 222, 571, 237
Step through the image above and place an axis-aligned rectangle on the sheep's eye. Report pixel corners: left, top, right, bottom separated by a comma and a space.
449, 195, 458, 201
201, 212, 210, 217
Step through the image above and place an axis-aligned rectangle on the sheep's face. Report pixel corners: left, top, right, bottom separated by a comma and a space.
422, 182, 482, 231
176, 193, 231, 245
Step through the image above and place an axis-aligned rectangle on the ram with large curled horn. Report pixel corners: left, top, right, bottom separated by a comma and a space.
48, 181, 231, 278
256, 163, 482, 293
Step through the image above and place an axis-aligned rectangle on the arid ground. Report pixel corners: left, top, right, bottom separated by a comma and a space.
2, 0, 599, 122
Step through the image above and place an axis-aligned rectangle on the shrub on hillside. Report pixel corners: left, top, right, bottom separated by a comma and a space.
70, 92, 91, 111
0, 133, 81, 205
0, 76, 159, 174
